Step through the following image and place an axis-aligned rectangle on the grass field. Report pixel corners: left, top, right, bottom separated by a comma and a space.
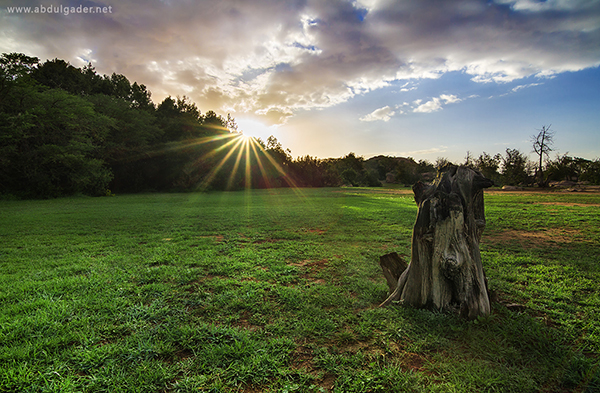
1, 187, 599, 392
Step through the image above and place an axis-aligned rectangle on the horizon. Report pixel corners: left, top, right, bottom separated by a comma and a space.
2, 0, 599, 163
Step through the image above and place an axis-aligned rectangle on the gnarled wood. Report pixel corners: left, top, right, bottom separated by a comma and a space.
380, 165, 494, 320
379, 252, 408, 295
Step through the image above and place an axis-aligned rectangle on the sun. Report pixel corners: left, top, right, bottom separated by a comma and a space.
236, 117, 275, 142
162, 122, 304, 194
239, 132, 253, 141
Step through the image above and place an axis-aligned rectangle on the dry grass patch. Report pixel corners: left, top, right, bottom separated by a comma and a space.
288, 259, 330, 284
535, 202, 600, 207
483, 228, 586, 248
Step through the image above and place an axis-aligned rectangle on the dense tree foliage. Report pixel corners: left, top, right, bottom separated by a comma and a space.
1, 52, 598, 199
0, 53, 241, 198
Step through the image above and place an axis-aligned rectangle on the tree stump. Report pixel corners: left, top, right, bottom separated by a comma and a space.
379, 252, 408, 295
380, 165, 494, 320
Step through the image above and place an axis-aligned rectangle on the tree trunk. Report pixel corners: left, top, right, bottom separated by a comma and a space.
380, 165, 494, 320
379, 252, 408, 295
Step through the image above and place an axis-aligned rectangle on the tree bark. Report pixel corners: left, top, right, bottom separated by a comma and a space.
379, 252, 408, 295
380, 165, 494, 320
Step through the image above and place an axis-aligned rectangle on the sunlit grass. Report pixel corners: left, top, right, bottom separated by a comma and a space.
0, 189, 598, 392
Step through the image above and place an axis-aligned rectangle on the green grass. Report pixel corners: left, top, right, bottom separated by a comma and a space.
0, 187, 599, 392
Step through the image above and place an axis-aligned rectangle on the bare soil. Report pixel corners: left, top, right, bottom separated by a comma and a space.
483, 228, 588, 248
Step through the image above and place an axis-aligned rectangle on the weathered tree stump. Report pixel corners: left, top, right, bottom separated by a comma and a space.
380, 165, 494, 320
379, 252, 408, 295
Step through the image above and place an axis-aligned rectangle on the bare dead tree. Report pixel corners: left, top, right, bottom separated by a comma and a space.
531, 125, 554, 187
380, 165, 494, 320
464, 151, 474, 168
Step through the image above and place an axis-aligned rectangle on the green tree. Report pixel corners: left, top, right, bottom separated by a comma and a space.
341, 168, 358, 186
87, 94, 162, 192
109, 73, 132, 100
0, 86, 113, 197
32, 58, 88, 95
157, 96, 207, 141
395, 158, 419, 185
130, 82, 154, 111
501, 148, 530, 186
292, 155, 325, 187
581, 159, 600, 184
263, 135, 292, 187
546, 154, 591, 183
475, 152, 502, 185
417, 159, 435, 173
0, 52, 39, 105
434, 157, 453, 170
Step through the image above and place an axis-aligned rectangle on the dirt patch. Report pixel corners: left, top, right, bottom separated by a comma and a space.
485, 186, 600, 195
171, 348, 194, 361
253, 238, 279, 244
380, 244, 403, 251
401, 352, 428, 371
288, 259, 328, 268
240, 387, 265, 393
319, 374, 336, 391
536, 202, 600, 207
187, 274, 228, 290
198, 235, 224, 242
291, 345, 316, 371
334, 189, 414, 195
232, 311, 264, 332
288, 259, 330, 284
148, 261, 171, 267
483, 228, 586, 248
287, 336, 434, 390
289, 347, 335, 390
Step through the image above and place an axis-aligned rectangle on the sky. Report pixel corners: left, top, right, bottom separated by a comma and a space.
1, 0, 599, 163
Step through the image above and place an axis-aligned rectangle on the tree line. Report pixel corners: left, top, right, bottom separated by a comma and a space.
1, 52, 598, 199
1, 53, 251, 198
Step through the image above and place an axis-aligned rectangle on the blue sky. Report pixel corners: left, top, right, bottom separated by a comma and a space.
246, 65, 600, 163
2, 0, 599, 163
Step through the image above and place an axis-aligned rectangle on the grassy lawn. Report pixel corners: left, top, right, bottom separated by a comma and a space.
0, 187, 599, 392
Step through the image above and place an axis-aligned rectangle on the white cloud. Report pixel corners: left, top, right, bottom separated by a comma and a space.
511, 82, 542, 92
413, 94, 462, 113
494, 0, 597, 12
399, 146, 449, 156
1, 0, 599, 124
414, 98, 443, 113
360, 105, 395, 122
439, 94, 461, 104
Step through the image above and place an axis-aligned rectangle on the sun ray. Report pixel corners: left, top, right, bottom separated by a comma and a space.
183, 134, 246, 180
226, 137, 247, 190
254, 142, 304, 191
248, 140, 314, 206
113, 133, 240, 165
243, 139, 253, 221
197, 136, 246, 190
244, 138, 252, 191
249, 140, 273, 189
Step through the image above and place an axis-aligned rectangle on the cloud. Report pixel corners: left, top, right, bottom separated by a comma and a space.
511, 82, 543, 92
494, 0, 597, 12
414, 98, 444, 113
360, 105, 395, 122
413, 94, 462, 113
399, 146, 449, 156
439, 94, 461, 104
2, 0, 599, 124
